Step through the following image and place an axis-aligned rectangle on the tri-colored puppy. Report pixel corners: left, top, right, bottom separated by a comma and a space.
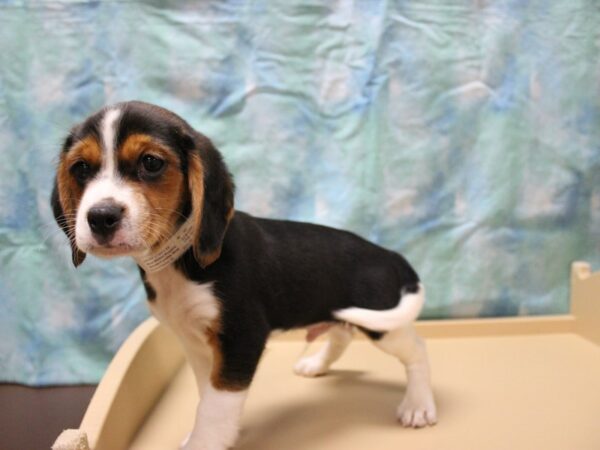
52, 101, 437, 450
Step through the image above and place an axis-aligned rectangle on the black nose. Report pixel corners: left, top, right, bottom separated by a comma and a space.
87, 202, 124, 239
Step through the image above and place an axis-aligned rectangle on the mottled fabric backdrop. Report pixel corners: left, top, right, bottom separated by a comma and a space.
0, 0, 598, 385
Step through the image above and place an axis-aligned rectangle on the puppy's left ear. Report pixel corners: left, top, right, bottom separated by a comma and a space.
187, 135, 235, 268
51, 177, 86, 267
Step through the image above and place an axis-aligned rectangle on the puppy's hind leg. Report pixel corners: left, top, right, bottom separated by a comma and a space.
372, 325, 437, 428
294, 324, 353, 377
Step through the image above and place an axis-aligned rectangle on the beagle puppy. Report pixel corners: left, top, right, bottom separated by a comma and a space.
52, 101, 437, 450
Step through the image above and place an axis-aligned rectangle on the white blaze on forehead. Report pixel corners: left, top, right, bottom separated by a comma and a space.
100, 108, 121, 175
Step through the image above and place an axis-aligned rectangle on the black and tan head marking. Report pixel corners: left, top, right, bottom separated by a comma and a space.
52, 100, 235, 268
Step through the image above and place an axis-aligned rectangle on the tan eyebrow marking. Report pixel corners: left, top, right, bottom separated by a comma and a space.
64, 136, 103, 166
119, 134, 166, 165
118, 133, 182, 176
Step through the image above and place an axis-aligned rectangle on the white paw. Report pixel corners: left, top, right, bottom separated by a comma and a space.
293, 355, 328, 377
397, 394, 437, 428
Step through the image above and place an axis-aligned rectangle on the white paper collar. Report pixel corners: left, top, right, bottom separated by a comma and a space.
135, 216, 194, 273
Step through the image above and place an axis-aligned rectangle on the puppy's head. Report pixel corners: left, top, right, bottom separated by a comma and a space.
51, 101, 234, 268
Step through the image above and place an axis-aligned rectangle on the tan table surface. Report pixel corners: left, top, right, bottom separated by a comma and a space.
130, 333, 600, 450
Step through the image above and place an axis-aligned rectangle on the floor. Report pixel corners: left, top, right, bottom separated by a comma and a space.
0, 383, 96, 450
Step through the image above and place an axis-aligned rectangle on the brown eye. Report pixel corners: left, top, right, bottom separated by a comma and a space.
70, 161, 92, 184
140, 154, 165, 177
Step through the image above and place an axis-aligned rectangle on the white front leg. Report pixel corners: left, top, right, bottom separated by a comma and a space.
182, 383, 248, 450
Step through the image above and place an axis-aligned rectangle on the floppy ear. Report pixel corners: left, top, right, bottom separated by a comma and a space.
51, 177, 86, 267
187, 135, 235, 268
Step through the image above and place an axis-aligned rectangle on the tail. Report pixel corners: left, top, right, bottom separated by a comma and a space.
333, 283, 425, 332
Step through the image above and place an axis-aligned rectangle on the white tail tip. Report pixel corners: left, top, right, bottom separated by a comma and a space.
333, 283, 425, 332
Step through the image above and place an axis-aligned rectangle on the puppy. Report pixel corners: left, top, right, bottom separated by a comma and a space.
52, 101, 437, 450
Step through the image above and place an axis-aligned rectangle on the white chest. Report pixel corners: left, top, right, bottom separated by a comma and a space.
145, 266, 220, 341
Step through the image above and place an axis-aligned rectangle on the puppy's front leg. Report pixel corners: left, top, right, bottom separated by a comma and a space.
183, 329, 267, 450
183, 383, 248, 450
